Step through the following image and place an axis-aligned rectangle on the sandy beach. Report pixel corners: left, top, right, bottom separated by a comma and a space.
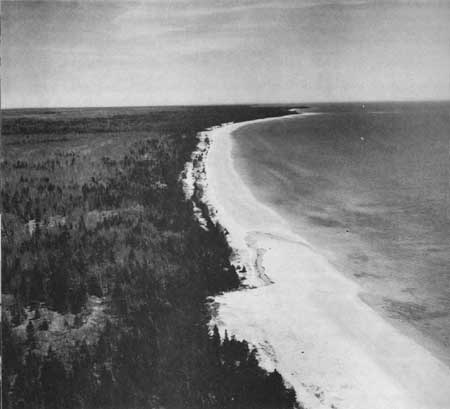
202, 116, 450, 409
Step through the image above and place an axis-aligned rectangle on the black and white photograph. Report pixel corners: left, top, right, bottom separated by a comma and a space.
1, 1, 450, 408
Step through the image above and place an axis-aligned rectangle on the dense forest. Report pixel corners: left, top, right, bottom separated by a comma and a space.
1, 106, 300, 409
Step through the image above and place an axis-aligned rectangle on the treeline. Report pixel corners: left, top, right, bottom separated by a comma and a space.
2, 105, 286, 138
2, 106, 299, 408
3, 320, 296, 409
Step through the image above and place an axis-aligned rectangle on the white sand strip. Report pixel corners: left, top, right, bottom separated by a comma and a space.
203, 116, 450, 409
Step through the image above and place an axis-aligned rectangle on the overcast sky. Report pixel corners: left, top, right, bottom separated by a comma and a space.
2, 0, 450, 108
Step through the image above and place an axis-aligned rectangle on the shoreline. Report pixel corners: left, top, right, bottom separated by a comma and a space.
200, 115, 450, 409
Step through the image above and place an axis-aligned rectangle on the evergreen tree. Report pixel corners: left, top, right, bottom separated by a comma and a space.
33, 305, 40, 320
25, 320, 36, 350
48, 267, 70, 313
72, 340, 93, 408
22, 352, 42, 408
41, 348, 68, 409
87, 274, 103, 297
211, 325, 221, 359
69, 281, 87, 314
95, 366, 114, 408
39, 319, 49, 331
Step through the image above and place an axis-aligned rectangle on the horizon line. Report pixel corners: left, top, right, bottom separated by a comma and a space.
2, 98, 450, 111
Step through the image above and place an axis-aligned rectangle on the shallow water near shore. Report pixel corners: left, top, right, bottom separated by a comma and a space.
232, 102, 450, 363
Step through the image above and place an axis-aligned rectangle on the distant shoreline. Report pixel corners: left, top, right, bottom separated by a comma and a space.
201, 114, 450, 409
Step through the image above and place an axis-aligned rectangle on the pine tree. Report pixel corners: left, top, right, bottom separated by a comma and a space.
78, 215, 87, 233
39, 319, 49, 331
23, 351, 42, 408
87, 274, 103, 297
24, 199, 33, 220
49, 267, 70, 313
264, 369, 294, 407
96, 366, 114, 407
211, 325, 221, 357
26, 320, 36, 350
41, 348, 67, 409
69, 281, 87, 314
72, 340, 93, 408
33, 306, 40, 320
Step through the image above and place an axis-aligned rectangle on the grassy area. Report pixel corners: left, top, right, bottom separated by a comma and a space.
1, 105, 300, 409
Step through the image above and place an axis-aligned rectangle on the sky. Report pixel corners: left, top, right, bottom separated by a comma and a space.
2, 0, 450, 108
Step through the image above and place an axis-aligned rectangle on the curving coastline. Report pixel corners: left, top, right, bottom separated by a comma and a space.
200, 115, 450, 409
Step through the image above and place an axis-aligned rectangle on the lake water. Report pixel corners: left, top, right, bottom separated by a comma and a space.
232, 102, 450, 362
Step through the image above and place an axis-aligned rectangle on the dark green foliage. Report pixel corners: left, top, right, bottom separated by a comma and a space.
25, 320, 36, 350
41, 348, 69, 409
38, 319, 49, 331
211, 333, 298, 409
2, 106, 299, 409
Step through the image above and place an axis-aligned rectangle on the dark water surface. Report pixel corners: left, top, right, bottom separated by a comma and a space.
232, 102, 450, 359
